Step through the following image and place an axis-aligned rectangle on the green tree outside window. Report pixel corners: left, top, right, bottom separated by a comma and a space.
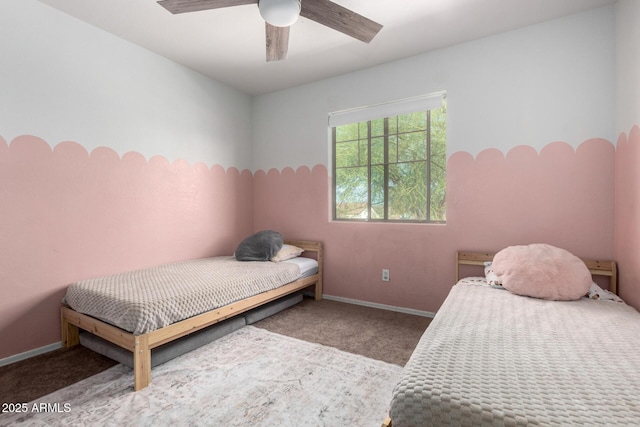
333, 101, 446, 222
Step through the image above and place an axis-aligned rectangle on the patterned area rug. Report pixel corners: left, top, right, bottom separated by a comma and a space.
1, 326, 402, 427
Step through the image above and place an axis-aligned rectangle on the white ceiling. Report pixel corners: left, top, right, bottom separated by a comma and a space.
38, 0, 616, 95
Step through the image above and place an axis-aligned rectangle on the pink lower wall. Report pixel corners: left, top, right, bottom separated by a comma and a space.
254, 138, 618, 313
0, 135, 253, 359
615, 125, 640, 309
3, 131, 636, 360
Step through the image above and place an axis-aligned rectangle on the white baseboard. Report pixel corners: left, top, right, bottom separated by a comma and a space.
0, 342, 62, 367
323, 294, 435, 318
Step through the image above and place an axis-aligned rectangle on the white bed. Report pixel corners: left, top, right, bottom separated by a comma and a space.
63, 255, 318, 335
384, 250, 640, 426
61, 239, 323, 391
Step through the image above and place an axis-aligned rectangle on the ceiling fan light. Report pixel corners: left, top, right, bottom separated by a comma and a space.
259, 0, 301, 27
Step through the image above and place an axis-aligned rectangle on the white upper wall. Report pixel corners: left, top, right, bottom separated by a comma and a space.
251, 6, 616, 172
616, 0, 640, 133
1, 0, 252, 170
1, 1, 618, 172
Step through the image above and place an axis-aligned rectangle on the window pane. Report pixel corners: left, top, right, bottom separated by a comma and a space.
398, 111, 427, 132
430, 166, 446, 222
388, 116, 397, 134
335, 141, 361, 168
359, 140, 369, 166
371, 165, 385, 219
335, 167, 368, 219
388, 162, 427, 220
371, 118, 385, 137
336, 123, 359, 142
359, 122, 369, 139
371, 137, 385, 165
429, 102, 447, 221
430, 153, 447, 221
388, 135, 398, 163
397, 132, 427, 162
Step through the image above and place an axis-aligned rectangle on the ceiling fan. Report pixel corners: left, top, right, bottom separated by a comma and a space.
157, 0, 383, 62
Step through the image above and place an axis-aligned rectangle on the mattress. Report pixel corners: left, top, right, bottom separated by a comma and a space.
63, 256, 315, 335
389, 278, 640, 426
283, 256, 318, 278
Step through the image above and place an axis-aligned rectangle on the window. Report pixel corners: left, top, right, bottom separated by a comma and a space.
331, 95, 446, 223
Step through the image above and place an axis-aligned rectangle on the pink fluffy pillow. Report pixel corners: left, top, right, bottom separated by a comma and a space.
492, 244, 591, 301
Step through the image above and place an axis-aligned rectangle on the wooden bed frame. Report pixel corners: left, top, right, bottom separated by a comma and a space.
381, 249, 618, 427
455, 250, 617, 294
61, 240, 323, 391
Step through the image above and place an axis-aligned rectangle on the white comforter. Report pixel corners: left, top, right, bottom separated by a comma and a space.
389, 279, 640, 426
63, 257, 301, 335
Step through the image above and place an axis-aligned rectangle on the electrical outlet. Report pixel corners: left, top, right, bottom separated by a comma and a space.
382, 269, 390, 282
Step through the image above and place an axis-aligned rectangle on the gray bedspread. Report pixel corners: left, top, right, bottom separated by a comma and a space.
389, 278, 640, 426
63, 257, 301, 335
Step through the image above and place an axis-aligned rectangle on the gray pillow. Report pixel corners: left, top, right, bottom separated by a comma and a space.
235, 230, 284, 261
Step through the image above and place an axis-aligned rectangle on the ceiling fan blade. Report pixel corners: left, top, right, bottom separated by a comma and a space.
300, 0, 382, 43
158, 0, 257, 14
265, 23, 290, 62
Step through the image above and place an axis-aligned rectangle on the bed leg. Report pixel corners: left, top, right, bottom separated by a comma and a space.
133, 335, 151, 391
314, 278, 323, 300
61, 310, 80, 348
382, 416, 392, 427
